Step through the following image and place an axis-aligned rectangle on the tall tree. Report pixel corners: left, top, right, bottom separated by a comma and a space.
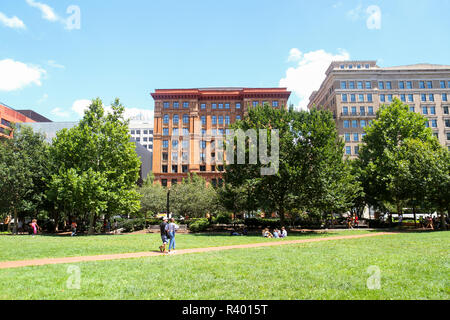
0, 126, 49, 233
48, 98, 141, 234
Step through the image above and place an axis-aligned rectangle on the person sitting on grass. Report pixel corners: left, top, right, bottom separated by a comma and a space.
263, 228, 273, 238
280, 227, 287, 238
273, 229, 280, 238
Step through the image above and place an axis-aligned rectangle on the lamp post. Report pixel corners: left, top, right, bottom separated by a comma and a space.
166, 188, 171, 219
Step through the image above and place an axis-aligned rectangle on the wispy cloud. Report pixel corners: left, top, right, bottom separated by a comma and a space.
0, 59, 46, 91
0, 12, 26, 29
26, 0, 59, 22
280, 49, 350, 111
51, 107, 71, 118
346, 3, 382, 30
47, 60, 65, 69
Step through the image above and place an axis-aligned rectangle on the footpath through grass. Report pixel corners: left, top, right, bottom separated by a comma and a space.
0, 231, 448, 300
0, 229, 371, 262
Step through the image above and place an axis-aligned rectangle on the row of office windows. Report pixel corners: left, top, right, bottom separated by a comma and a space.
342, 93, 447, 103
133, 137, 153, 142
163, 114, 241, 125
161, 164, 225, 173
345, 145, 360, 155
339, 64, 371, 70
343, 119, 373, 128
342, 106, 374, 115
130, 129, 153, 135
160, 178, 224, 187
340, 80, 450, 90
1, 118, 12, 128
344, 133, 367, 142
162, 139, 225, 150
163, 102, 241, 110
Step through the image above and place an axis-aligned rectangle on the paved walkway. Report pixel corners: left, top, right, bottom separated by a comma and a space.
0, 232, 396, 270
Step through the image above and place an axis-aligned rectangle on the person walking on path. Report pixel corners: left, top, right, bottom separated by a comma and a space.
30, 219, 40, 237
71, 221, 77, 237
165, 218, 179, 254
159, 217, 169, 253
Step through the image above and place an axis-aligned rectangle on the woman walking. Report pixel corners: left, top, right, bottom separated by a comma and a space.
165, 218, 179, 254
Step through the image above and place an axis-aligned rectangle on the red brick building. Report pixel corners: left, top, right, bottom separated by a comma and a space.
0, 103, 36, 138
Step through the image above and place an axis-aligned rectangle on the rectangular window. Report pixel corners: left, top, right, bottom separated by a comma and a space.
345, 133, 350, 142
173, 102, 179, 109
421, 94, 427, 102
358, 94, 364, 102
201, 116, 206, 125
387, 94, 393, 102
172, 128, 179, 136
430, 106, 436, 115
252, 101, 258, 107
360, 106, 365, 115
130, 130, 135, 135
366, 81, 372, 89
354, 146, 359, 155
409, 106, 415, 112
448, 133, 450, 141
162, 166, 168, 173
401, 94, 406, 102
341, 81, 347, 89
163, 114, 169, 124
273, 101, 279, 107
162, 152, 168, 161
172, 140, 178, 149
182, 165, 188, 173
429, 94, 434, 102
427, 81, 432, 89
225, 103, 230, 109
182, 153, 188, 163
218, 116, 224, 125
236, 103, 241, 109
419, 81, 425, 89
342, 94, 347, 102
386, 81, 392, 89
183, 128, 189, 136
445, 119, 450, 127
440, 81, 446, 89
357, 82, 363, 89
201, 103, 206, 109
344, 120, 349, 128
380, 94, 385, 102
368, 106, 374, 115
422, 106, 428, 115
408, 94, 414, 102
173, 115, 179, 124
342, 106, 348, 115
172, 152, 178, 162
351, 106, 357, 115
161, 179, 167, 187
183, 102, 189, 108
225, 116, 230, 125
431, 119, 438, 128
443, 94, 448, 102
345, 146, 351, 155
367, 93, 373, 102
351, 94, 356, 102
349, 81, 355, 89
236, 115, 241, 121
360, 120, 367, 128
212, 103, 217, 109
444, 106, 449, 114
352, 120, 358, 128
183, 114, 189, 124
212, 116, 217, 125
163, 102, 170, 109
353, 133, 359, 141
218, 103, 223, 109
399, 81, 405, 89
378, 81, 384, 89
407, 81, 412, 89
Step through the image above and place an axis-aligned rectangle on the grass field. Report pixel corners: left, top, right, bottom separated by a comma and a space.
0, 231, 448, 300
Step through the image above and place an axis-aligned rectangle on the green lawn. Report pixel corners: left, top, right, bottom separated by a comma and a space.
0, 229, 371, 261
0, 231, 448, 300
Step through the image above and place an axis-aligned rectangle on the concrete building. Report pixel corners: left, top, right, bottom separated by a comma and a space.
151, 87, 291, 187
308, 61, 450, 157
129, 120, 154, 152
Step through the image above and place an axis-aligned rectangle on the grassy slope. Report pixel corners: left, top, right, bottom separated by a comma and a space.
0, 230, 371, 261
0, 231, 448, 300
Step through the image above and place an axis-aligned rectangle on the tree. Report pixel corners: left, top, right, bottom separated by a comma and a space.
356, 98, 443, 216
0, 126, 50, 234
224, 104, 359, 223
48, 98, 141, 234
139, 174, 167, 217
170, 174, 217, 218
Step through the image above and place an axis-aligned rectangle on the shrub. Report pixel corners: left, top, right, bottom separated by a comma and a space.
188, 218, 210, 233
215, 213, 232, 224
244, 218, 281, 229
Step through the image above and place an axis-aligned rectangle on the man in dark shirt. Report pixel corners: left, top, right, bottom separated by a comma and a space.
159, 217, 169, 253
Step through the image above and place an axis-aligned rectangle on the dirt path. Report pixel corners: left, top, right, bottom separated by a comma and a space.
0, 232, 396, 270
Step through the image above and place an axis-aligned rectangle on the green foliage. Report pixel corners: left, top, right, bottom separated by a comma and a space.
188, 218, 210, 232
47, 98, 141, 234
139, 174, 167, 216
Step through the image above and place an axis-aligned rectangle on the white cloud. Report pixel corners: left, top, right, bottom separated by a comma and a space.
287, 48, 302, 62
26, 0, 59, 22
347, 4, 363, 21
71, 99, 154, 122
0, 59, 46, 91
47, 60, 65, 69
51, 107, 70, 118
0, 12, 26, 29
366, 5, 382, 30
280, 49, 350, 111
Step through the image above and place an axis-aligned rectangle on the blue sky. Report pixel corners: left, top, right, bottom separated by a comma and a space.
1, 0, 449, 121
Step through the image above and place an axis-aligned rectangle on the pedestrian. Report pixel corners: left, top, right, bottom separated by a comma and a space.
30, 219, 40, 237
71, 221, 77, 237
165, 218, 179, 254
159, 217, 169, 253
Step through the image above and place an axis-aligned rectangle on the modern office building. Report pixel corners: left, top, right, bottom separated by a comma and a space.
129, 120, 154, 151
308, 61, 450, 157
151, 87, 291, 187
0, 102, 40, 138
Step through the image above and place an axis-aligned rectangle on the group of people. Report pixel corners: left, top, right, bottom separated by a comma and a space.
159, 217, 179, 254
347, 214, 359, 229
262, 227, 287, 238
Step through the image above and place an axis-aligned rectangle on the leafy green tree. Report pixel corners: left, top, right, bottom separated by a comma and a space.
139, 173, 167, 218
0, 126, 50, 233
48, 98, 141, 234
170, 174, 217, 218
356, 98, 442, 216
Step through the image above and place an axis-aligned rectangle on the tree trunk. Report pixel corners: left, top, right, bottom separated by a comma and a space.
88, 213, 96, 235
413, 205, 417, 229
13, 207, 18, 235
279, 207, 285, 226
440, 211, 447, 231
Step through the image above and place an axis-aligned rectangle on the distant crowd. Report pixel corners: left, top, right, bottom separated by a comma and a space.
262, 227, 287, 238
